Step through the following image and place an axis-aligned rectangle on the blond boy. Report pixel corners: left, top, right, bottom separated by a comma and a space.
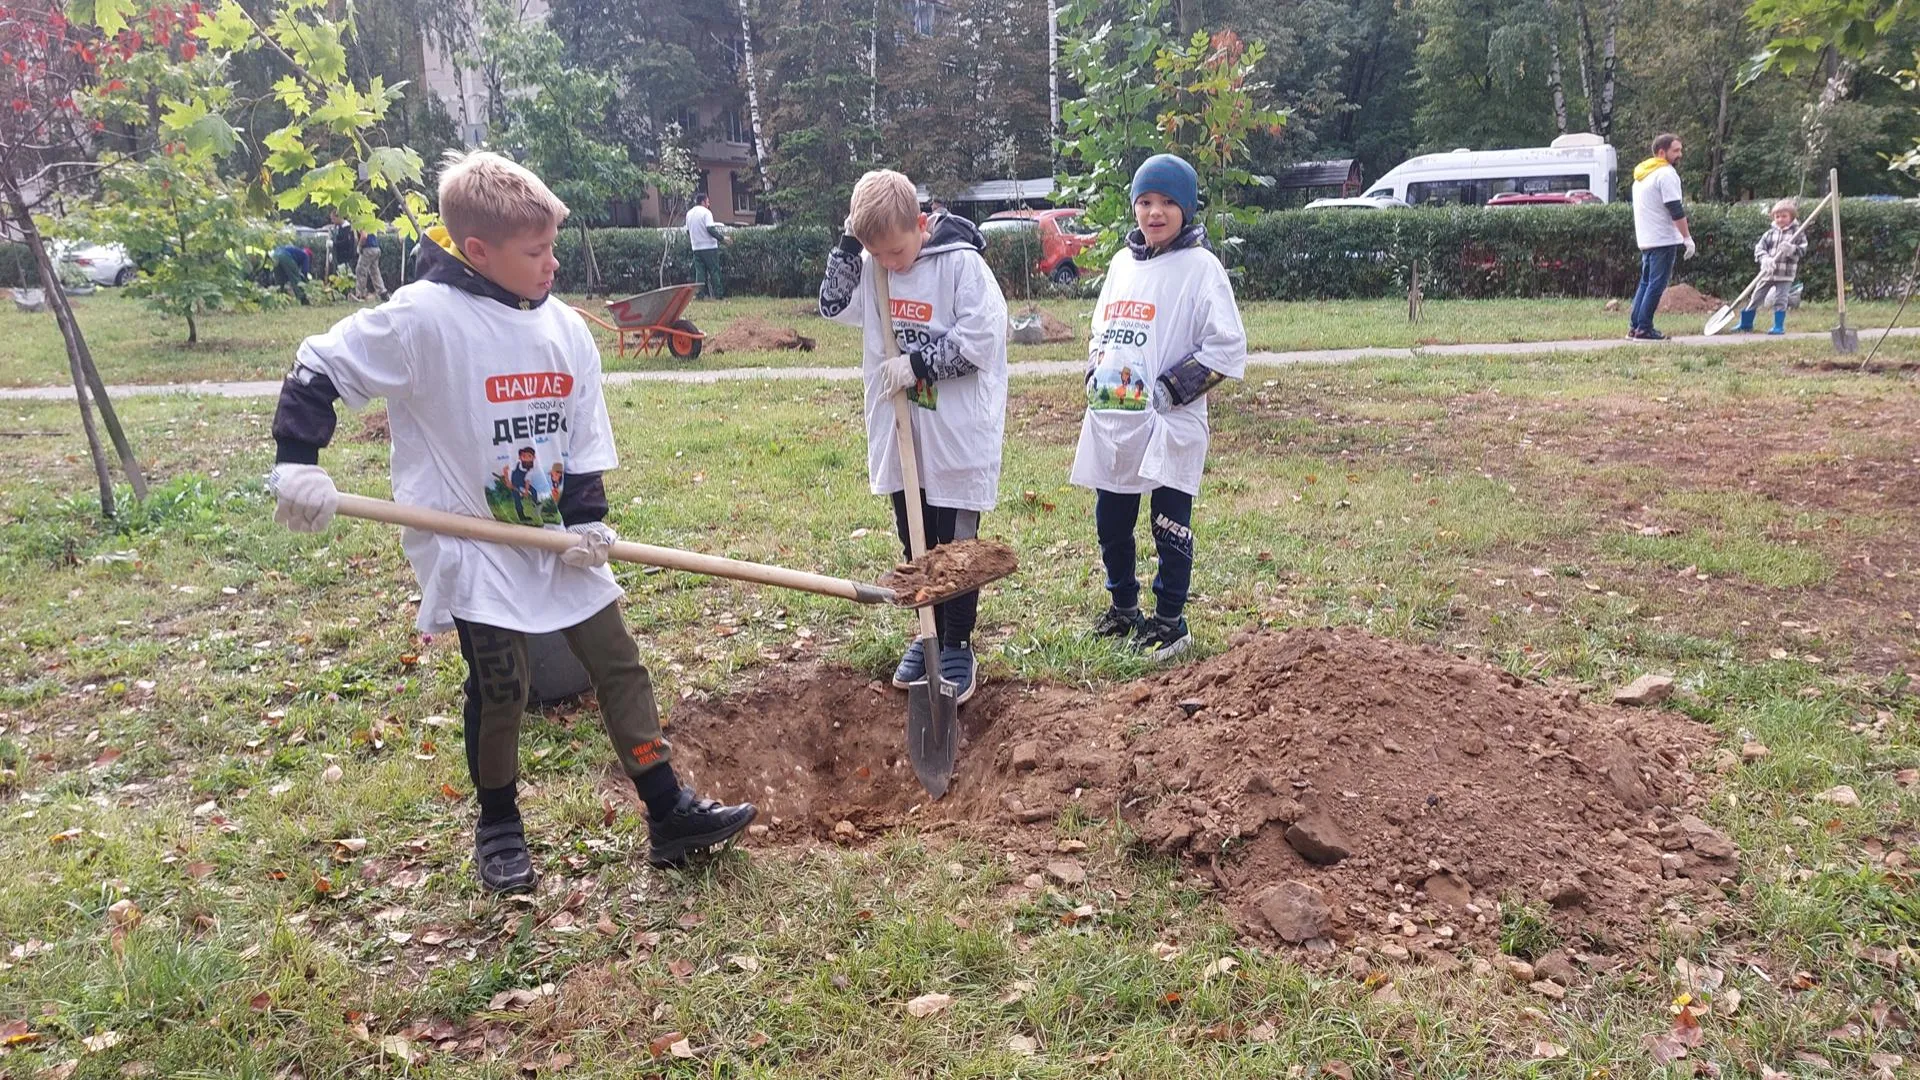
268, 152, 755, 892
819, 170, 1008, 704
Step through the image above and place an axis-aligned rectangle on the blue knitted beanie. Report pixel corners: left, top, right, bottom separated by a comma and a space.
1130, 154, 1198, 224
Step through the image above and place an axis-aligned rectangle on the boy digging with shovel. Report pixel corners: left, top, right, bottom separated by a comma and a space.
819, 169, 1009, 705
267, 152, 756, 893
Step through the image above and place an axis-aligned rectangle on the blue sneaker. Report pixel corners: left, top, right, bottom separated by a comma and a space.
939, 642, 977, 706
891, 639, 926, 689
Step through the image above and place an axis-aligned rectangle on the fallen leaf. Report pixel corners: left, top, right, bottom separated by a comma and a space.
746, 1031, 770, 1049
2, 1019, 40, 1046
1896, 769, 1918, 788
906, 993, 954, 1018
998, 979, 1036, 1005
1084, 1051, 1115, 1065
332, 837, 368, 858
1248, 1021, 1278, 1043
1813, 784, 1861, 808
321, 764, 343, 784
669, 1038, 695, 1059
1533, 1041, 1569, 1060
1150, 941, 1181, 962
727, 954, 760, 974
1793, 1051, 1834, 1069
1674, 958, 1724, 992
82, 1030, 122, 1053
676, 911, 704, 930
1321, 1062, 1355, 1080
439, 782, 462, 801
1643, 1031, 1691, 1065
1202, 956, 1239, 979
1007, 1034, 1039, 1056
1718, 988, 1742, 1015
647, 1032, 684, 1058
667, 959, 695, 980
184, 861, 216, 879
91, 748, 122, 769
379, 1035, 416, 1064
249, 993, 272, 1011
106, 898, 141, 929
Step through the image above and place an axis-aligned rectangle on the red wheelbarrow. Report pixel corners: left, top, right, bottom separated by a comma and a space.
572, 284, 704, 360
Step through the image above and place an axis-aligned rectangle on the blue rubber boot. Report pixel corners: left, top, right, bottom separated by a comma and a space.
1737, 309, 1756, 333
1769, 310, 1787, 335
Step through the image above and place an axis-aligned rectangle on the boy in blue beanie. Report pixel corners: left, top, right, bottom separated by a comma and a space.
1070, 154, 1247, 663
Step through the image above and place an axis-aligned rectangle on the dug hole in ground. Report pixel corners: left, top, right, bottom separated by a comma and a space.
658, 626, 1733, 967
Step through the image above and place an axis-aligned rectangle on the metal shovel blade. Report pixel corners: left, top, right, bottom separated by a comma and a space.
1833, 323, 1860, 354
905, 635, 959, 799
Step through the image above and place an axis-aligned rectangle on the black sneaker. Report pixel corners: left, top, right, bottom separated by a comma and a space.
1642, 328, 1668, 341
1091, 605, 1144, 639
939, 642, 977, 706
1129, 613, 1193, 664
648, 789, 757, 868
891, 639, 925, 689
475, 818, 537, 894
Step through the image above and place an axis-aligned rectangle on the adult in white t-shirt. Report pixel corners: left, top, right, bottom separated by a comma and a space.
1628, 133, 1694, 340
684, 192, 726, 299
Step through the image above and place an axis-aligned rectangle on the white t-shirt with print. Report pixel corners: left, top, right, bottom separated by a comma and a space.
296, 282, 623, 634
825, 249, 1009, 512
1070, 245, 1247, 497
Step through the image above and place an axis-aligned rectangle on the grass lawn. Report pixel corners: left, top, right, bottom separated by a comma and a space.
0, 341, 1916, 1076
9, 290, 1920, 388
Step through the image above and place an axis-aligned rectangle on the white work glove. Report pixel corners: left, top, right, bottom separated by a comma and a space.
560, 521, 617, 569
1758, 255, 1776, 278
1682, 236, 1697, 261
880, 353, 919, 396
267, 463, 338, 533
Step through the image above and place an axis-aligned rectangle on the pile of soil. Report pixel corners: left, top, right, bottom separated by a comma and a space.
707, 317, 816, 354
668, 628, 1732, 954
355, 409, 390, 443
1657, 283, 1722, 314
877, 538, 1019, 605
1010, 306, 1076, 345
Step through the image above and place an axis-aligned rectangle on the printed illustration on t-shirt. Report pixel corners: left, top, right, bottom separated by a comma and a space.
1086, 299, 1155, 411
889, 297, 939, 410
480, 371, 575, 526
1087, 354, 1151, 411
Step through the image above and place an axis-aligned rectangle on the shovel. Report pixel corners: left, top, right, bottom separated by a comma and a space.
333, 493, 1006, 608
1828, 169, 1859, 354
872, 265, 960, 799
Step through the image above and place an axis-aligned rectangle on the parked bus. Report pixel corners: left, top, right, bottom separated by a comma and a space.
1361, 133, 1618, 206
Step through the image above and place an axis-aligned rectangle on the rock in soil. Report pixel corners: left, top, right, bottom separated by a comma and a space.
1285, 815, 1355, 865
661, 627, 1724, 952
1257, 880, 1332, 943
878, 539, 1019, 606
706, 317, 816, 354
1612, 674, 1675, 706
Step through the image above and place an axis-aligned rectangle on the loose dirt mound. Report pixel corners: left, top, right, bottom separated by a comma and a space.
354, 408, 390, 443
878, 538, 1019, 605
667, 628, 1730, 953
706, 317, 815, 354
1657, 283, 1722, 314
1010, 306, 1076, 345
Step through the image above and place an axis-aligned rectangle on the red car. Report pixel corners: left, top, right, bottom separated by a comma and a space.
1486, 191, 1602, 206
982, 208, 1100, 285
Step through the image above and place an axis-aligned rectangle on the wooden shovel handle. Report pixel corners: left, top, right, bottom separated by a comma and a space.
334, 493, 892, 605
872, 267, 942, 632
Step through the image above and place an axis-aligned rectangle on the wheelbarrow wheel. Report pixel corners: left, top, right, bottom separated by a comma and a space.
667, 319, 702, 359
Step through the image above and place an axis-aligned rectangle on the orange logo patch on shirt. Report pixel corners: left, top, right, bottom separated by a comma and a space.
485, 372, 575, 403
891, 298, 933, 323
1103, 300, 1156, 323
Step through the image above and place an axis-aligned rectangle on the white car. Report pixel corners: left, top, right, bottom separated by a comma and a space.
61, 242, 136, 286
1304, 196, 1412, 210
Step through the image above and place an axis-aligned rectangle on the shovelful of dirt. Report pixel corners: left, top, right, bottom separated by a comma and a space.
665, 627, 1732, 955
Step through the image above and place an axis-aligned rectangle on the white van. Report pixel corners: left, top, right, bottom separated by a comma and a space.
1362, 133, 1618, 206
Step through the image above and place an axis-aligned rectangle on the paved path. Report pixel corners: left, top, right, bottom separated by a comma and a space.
3, 326, 1913, 402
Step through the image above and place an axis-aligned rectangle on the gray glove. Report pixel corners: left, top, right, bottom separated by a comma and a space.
560, 521, 616, 569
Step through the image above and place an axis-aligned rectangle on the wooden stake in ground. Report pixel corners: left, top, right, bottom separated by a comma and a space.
1408, 259, 1423, 323
1829, 168, 1859, 354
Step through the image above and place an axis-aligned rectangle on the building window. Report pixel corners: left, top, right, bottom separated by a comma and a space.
732, 171, 755, 217
675, 108, 699, 140
720, 110, 748, 145
906, 0, 941, 35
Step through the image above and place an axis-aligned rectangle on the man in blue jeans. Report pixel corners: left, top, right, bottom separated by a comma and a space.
1628, 133, 1695, 340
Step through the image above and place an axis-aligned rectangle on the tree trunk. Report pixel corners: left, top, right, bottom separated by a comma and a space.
868, 0, 880, 163
736, 0, 774, 208
186, 308, 198, 346
1595, 0, 1620, 139
1708, 69, 1732, 199
1574, 0, 1598, 133
1047, 0, 1061, 160
2, 169, 116, 516
1547, 32, 1569, 133
579, 219, 603, 296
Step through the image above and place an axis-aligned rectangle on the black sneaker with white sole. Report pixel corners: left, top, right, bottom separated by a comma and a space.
1129, 613, 1193, 664
1091, 605, 1144, 639
475, 817, 537, 894
648, 788, 757, 868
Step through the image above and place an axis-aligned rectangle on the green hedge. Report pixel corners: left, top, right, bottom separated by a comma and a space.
1226, 199, 1920, 302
